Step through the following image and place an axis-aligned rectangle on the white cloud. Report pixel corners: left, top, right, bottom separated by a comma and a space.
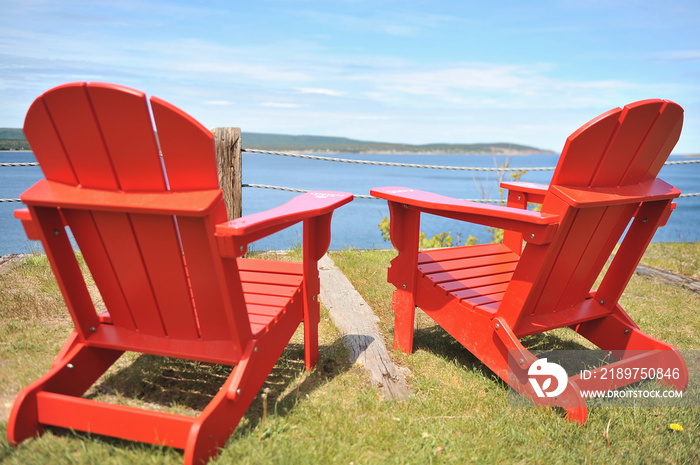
652, 50, 700, 62
204, 100, 234, 106
296, 87, 345, 97
297, 9, 459, 38
345, 62, 644, 111
260, 102, 303, 108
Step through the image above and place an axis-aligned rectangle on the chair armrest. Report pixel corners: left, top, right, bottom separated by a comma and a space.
498, 182, 550, 251
500, 181, 549, 197
550, 178, 680, 208
215, 191, 353, 256
14, 208, 41, 240
21, 179, 222, 216
370, 186, 559, 244
500, 181, 549, 206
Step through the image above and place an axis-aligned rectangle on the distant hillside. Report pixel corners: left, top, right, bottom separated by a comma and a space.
0, 128, 30, 150
0, 127, 551, 154
242, 132, 550, 154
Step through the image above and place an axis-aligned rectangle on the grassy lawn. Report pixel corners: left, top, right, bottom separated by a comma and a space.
0, 243, 698, 464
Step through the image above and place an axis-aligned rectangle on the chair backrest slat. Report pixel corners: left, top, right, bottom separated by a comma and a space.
37, 84, 121, 190
150, 96, 220, 191
589, 100, 665, 187
90, 211, 170, 336
177, 215, 247, 341
129, 213, 201, 339
61, 209, 138, 330
552, 204, 635, 311
149, 94, 250, 341
525, 203, 636, 318
85, 83, 167, 192
22, 97, 78, 185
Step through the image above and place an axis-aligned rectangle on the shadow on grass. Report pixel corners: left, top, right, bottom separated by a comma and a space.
37, 336, 352, 457
410, 323, 593, 386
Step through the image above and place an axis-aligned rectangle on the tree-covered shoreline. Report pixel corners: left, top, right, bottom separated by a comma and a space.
0, 127, 551, 154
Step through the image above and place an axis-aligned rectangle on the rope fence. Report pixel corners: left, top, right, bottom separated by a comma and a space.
241, 149, 555, 171
241, 148, 700, 171
2, 150, 699, 202
3, 151, 700, 171
241, 183, 506, 202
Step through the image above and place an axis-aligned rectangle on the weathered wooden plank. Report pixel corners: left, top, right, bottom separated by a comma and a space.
318, 254, 410, 400
635, 263, 700, 293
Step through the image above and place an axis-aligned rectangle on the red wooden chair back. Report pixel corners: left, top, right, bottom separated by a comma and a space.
23, 82, 251, 362
501, 100, 684, 335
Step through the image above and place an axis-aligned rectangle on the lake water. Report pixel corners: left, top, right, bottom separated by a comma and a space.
1, 150, 698, 255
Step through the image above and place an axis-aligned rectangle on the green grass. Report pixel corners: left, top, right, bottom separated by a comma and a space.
1, 244, 698, 464
641, 242, 700, 279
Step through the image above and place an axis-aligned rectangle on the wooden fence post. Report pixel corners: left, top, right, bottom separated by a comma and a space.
212, 127, 242, 219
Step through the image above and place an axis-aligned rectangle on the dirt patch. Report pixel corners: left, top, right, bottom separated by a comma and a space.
0, 254, 28, 275
1, 392, 15, 422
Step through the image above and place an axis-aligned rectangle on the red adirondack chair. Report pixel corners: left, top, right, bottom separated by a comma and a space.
7, 82, 352, 464
371, 99, 688, 422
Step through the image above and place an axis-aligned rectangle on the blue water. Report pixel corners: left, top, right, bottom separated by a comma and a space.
1, 150, 698, 255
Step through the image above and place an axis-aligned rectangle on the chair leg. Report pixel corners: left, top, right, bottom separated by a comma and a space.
392, 288, 416, 353
385, 202, 420, 354
515, 377, 589, 424
7, 340, 123, 445
183, 339, 287, 465
303, 293, 320, 370
563, 403, 588, 424
574, 309, 688, 392
486, 318, 591, 423
304, 319, 319, 370
183, 387, 250, 465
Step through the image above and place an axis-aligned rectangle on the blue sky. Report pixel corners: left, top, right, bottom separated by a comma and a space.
2, 0, 699, 153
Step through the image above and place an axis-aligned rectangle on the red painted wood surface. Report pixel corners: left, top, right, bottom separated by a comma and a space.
372, 99, 687, 423
8, 82, 352, 465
